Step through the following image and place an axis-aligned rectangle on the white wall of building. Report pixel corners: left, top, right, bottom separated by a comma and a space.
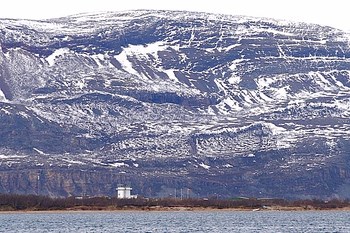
117, 186, 137, 199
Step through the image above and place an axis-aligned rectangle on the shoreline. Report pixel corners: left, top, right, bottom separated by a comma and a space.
1, 205, 350, 213
1, 194, 350, 213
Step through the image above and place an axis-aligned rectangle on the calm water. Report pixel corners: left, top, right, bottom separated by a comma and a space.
0, 211, 349, 232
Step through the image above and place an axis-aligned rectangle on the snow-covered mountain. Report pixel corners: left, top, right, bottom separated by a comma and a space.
1, 10, 350, 198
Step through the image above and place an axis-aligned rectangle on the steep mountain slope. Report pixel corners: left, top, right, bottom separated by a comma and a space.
1, 10, 350, 198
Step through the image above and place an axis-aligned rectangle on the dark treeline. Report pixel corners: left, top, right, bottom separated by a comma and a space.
0, 194, 350, 211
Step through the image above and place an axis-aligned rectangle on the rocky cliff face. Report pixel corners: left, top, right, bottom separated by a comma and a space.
1, 10, 350, 198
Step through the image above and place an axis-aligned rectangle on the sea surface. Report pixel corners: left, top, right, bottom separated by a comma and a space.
0, 210, 349, 232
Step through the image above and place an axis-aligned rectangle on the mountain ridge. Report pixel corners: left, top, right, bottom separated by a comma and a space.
1, 10, 350, 198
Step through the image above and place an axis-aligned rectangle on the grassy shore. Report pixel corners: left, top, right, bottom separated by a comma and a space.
1, 194, 350, 212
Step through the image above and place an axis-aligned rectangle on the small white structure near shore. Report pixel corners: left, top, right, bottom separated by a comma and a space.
117, 186, 137, 199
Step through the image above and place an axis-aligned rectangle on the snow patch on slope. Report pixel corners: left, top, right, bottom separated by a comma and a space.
199, 162, 210, 170
0, 89, 7, 101
46, 48, 70, 66
33, 148, 45, 155
256, 77, 276, 88
114, 41, 168, 78
110, 162, 129, 168
274, 87, 289, 99
0, 108, 11, 115
163, 69, 180, 83
114, 51, 138, 76
227, 75, 241, 85
0, 155, 27, 159
91, 54, 107, 68
262, 122, 286, 135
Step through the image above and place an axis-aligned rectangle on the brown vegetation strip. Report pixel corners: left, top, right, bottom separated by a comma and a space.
0, 194, 350, 212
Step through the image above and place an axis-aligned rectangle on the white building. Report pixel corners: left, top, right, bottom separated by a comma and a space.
117, 186, 137, 199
